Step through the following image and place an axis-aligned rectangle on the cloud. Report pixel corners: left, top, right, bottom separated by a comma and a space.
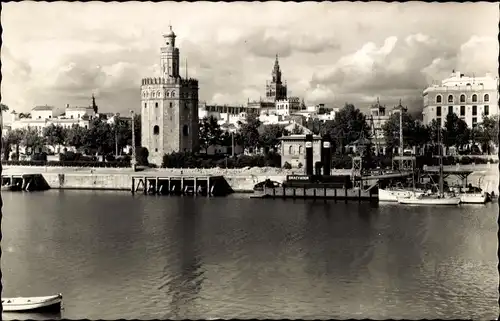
1, 2, 497, 117
306, 32, 497, 113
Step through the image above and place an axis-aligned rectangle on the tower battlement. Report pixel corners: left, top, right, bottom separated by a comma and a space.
141, 77, 199, 87
181, 78, 199, 87
142, 77, 165, 85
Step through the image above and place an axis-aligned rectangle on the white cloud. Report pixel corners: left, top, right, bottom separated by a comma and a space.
0, 2, 497, 116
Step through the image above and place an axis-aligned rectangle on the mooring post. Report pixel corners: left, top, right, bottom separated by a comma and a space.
156, 177, 159, 195
181, 177, 184, 195
131, 177, 135, 194
194, 177, 198, 195
207, 177, 211, 197
143, 177, 147, 195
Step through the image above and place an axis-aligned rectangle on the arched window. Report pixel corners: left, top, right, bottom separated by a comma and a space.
166, 91, 170, 97
152, 92, 155, 98
288, 145, 293, 154
155, 102, 158, 108
153, 125, 159, 135
436, 95, 442, 103
447, 94, 453, 103
172, 91, 176, 98
183, 124, 189, 136
169, 102, 173, 108
144, 103, 147, 108
472, 94, 477, 102
460, 94, 466, 103
298, 145, 303, 154
484, 94, 489, 102
157, 91, 161, 98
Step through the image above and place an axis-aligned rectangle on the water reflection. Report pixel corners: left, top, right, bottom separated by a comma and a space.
161, 198, 205, 319
2, 311, 62, 321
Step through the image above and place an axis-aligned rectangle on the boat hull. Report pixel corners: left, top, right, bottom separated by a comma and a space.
379, 189, 423, 202
2, 294, 62, 312
459, 193, 488, 204
397, 197, 461, 205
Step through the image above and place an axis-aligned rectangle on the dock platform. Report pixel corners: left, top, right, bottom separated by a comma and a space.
257, 185, 378, 202
131, 175, 231, 196
1, 174, 50, 192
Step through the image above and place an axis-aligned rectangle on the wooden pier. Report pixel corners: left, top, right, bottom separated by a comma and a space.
131, 175, 231, 196
1, 174, 50, 192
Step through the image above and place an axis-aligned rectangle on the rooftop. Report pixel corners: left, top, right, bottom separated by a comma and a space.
32, 105, 54, 111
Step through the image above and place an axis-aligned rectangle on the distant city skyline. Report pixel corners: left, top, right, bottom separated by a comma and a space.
1, 2, 498, 116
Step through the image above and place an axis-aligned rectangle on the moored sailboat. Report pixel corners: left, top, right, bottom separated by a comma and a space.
397, 126, 460, 206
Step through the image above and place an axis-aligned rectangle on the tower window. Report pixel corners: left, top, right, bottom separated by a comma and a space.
153, 125, 160, 135
155, 102, 158, 108
144, 103, 147, 108
183, 125, 189, 136
166, 91, 170, 97
172, 91, 175, 98
484, 94, 489, 102
472, 94, 477, 102
152, 92, 155, 98
169, 102, 173, 108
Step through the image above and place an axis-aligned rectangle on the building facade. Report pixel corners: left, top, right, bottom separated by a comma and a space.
5, 100, 97, 136
279, 134, 321, 168
422, 71, 499, 128
141, 26, 199, 166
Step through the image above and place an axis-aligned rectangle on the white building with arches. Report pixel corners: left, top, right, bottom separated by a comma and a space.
140, 26, 199, 166
422, 71, 499, 128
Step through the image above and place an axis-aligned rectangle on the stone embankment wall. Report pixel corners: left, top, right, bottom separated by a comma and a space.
1, 166, 352, 192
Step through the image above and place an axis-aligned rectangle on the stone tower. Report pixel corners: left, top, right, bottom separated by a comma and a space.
141, 26, 199, 166
265, 54, 287, 102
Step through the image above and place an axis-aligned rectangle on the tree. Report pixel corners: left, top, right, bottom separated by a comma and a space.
85, 118, 114, 155
259, 124, 288, 152
305, 118, 322, 135
43, 124, 67, 153
5, 129, 24, 158
382, 112, 430, 154
238, 113, 261, 152
66, 125, 88, 151
323, 103, 370, 153
443, 113, 470, 150
23, 127, 46, 155
198, 116, 223, 153
476, 114, 499, 154
290, 123, 304, 135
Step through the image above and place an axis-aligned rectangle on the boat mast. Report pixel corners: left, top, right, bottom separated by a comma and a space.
438, 124, 444, 196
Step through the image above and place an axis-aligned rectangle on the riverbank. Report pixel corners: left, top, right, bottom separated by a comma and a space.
2, 165, 497, 194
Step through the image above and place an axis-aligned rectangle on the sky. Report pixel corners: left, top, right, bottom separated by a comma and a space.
1, 2, 498, 117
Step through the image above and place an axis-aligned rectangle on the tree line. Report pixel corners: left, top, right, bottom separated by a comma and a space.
2, 116, 141, 161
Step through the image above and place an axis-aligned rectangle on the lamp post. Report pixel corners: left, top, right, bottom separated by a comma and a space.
131, 110, 136, 171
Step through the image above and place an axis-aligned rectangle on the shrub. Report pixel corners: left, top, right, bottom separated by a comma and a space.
105, 154, 115, 162
10, 152, 19, 161
283, 161, 292, 169
0, 160, 131, 168
136, 147, 149, 166
32, 152, 47, 162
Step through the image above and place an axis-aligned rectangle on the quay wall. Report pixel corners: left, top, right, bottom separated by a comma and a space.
2, 166, 349, 192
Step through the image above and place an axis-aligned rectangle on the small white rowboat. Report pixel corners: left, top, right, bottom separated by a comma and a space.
2, 294, 63, 312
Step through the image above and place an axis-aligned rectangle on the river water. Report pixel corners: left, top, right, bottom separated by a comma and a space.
1, 190, 498, 320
